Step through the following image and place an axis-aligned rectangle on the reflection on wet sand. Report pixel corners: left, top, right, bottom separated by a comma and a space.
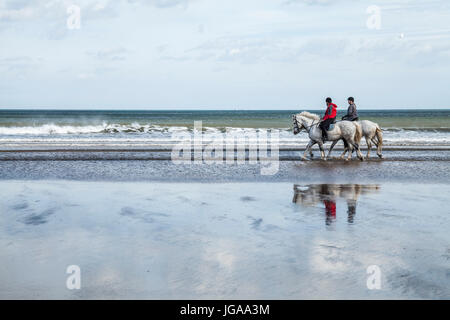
293, 184, 380, 225
1, 181, 449, 299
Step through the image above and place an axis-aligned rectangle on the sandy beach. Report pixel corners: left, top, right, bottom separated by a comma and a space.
0, 153, 449, 183
1, 150, 450, 300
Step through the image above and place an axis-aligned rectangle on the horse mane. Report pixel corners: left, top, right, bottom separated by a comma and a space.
297, 111, 320, 121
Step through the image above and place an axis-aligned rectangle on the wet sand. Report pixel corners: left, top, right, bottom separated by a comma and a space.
0, 157, 449, 183
0, 181, 449, 299
0, 148, 449, 299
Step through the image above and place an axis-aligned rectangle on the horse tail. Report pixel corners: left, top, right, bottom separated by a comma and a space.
353, 121, 363, 147
375, 126, 383, 158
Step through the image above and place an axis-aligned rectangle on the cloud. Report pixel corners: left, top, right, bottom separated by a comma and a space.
86, 47, 129, 61
282, 0, 340, 6
126, 0, 193, 9
0, 56, 42, 74
0, 1, 36, 21
1, 0, 450, 108
0, 0, 118, 28
159, 36, 301, 64
77, 72, 95, 79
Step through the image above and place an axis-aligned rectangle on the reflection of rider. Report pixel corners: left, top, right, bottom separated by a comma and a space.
319, 97, 337, 141
347, 199, 356, 223
292, 184, 381, 225
320, 184, 337, 225
324, 199, 336, 225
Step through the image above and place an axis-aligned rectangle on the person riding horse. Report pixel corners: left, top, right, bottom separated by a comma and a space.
342, 97, 359, 121
319, 97, 337, 141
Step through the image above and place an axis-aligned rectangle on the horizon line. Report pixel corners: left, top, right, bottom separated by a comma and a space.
1, 107, 449, 111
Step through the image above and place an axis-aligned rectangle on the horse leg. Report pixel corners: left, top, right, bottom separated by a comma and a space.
302, 141, 316, 160
365, 136, 372, 158
346, 138, 360, 161
351, 140, 364, 161
347, 144, 353, 161
371, 137, 383, 158
374, 128, 383, 158
318, 141, 326, 160
339, 139, 349, 160
376, 142, 383, 158
326, 140, 339, 159
371, 137, 378, 146
340, 139, 353, 161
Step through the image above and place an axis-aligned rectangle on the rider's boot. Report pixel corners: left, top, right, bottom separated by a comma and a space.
322, 129, 327, 142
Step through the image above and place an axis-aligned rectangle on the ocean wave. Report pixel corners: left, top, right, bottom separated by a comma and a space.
382, 127, 450, 133
0, 122, 449, 136
0, 123, 290, 136
0, 123, 449, 147
0, 123, 188, 135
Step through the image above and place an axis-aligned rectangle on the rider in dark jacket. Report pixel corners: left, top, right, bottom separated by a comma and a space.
342, 97, 359, 121
319, 97, 337, 141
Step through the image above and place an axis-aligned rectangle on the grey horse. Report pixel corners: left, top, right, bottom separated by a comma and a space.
327, 120, 383, 159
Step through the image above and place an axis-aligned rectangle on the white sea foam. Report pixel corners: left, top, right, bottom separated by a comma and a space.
0, 124, 448, 146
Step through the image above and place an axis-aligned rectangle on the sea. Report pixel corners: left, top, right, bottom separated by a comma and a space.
0, 109, 449, 150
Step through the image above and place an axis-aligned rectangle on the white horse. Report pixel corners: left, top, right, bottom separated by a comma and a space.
292, 111, 364, 161
327, 120, 383, 159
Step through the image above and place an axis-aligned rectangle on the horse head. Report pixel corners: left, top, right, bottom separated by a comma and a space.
293, 112, 319, 135
292, 114, 302, 135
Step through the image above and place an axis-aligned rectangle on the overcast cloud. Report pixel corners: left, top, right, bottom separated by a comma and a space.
1, 0, 449, 109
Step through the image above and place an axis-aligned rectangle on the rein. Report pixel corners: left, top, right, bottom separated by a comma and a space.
294, 115, 318, 133
304, 120, 318, 133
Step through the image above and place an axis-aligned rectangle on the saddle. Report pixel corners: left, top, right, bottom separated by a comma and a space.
327, 123, 335, 131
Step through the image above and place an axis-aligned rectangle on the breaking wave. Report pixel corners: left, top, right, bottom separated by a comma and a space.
0, 123, 449, 135
0, 123, 190, 135
0, 124, 449, 146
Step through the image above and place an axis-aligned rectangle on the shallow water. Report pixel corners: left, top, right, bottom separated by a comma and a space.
0, 181, 449, 299
1, 158, 449, 183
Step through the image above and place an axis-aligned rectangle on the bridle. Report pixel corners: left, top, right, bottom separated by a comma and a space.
293, 115, 318, 134
292, 115, 300, 133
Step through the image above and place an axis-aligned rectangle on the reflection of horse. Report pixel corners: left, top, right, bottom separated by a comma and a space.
292, 112, 364, 161
292, 184, 380, 224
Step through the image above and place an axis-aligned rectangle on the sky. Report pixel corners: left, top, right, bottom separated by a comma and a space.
1, 0, 450, 109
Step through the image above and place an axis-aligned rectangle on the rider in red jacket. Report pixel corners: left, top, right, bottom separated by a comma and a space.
323, 101, 337, 120
319, 97, 337, 140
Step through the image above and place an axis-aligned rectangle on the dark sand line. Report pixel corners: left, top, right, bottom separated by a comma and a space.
1, 149, 449, 161
1, 147, 450, 152
1, 159, 449, 183
0, 157, 449, 161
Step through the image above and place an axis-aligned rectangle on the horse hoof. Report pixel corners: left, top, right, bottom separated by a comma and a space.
378, 155, 383, 159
